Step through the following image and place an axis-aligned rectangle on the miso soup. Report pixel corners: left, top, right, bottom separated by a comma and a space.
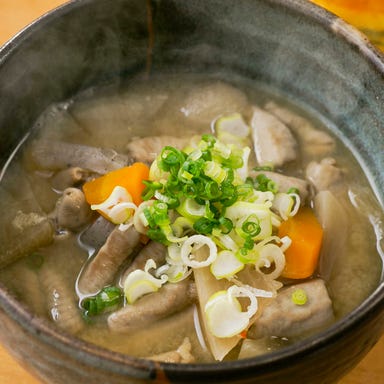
0, 74, 382, 363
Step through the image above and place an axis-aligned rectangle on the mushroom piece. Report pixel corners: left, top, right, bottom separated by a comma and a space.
247, 279, 334, 339
51, 167, 94, 191
55, 188, 93, 231
78, 225, 141, 295
108, 279, 196, 333
126, 135, 191, 165
250, 106, 297, 167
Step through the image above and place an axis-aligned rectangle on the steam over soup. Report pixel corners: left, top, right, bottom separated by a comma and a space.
0, 75, 382, 363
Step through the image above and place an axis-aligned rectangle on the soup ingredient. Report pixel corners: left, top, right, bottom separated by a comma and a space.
250, 106, 297, 167
204, 286, 258, 338
278, 206, 323, 279
83, 162, 149, 207
107, 278, 196, 333
264, 101, 335, 155
250, 170, 309, 203
0, 211, 53, 268
30, 140, 128, 174
147, 337, 195, 363
123, 258, 168, 304
192, 255, 239, 361
214, 113, 251, 148
78, 226, 141, 295
291, 288, 308, 306
40, 263, 84, 334
314, 190, 348, 280
55, 187, 93, 231
82, 286, 123, 317
168, 81, 249, 127
247, 279, 334, 339
306, 158, 343, 191
51, 167, 93, 191
126, 135, 191, 165
79, 216, 115, 252
120, 241, 167, 284
90, 186, 137, 225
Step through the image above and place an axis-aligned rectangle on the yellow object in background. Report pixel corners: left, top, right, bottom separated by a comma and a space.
0, 0, 67, 46
311, 0, 384, 50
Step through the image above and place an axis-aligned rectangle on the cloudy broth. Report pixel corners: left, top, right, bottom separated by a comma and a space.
0, 74, 382, 362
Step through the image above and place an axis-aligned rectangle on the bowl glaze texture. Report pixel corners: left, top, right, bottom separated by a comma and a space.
0, 1, 383, 383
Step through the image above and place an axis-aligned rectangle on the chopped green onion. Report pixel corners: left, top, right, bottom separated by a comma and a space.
204, 161, 227, 184
241, 215, 261, 237
254, 174, 278, 193
287, 187, 300, 195
201, 134, 216, 147
218, 217, 233, 234
193, 217, 216, 235
253, 165, 274, 172
142, 180, 163, 201
291, 288, 308, 306
82, 286, 123, 316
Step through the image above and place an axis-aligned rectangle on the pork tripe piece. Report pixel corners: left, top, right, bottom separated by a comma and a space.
250, 106, 297, 167
120, 241, 167, 285
0, 211, 53, 268
264, 101, 335, 156
78, 225, 141, 295
30, 140, 128, 174
108, 279, 196, 333
248, 279, 334, 339
79, 215, 115, 252
39, 264, 84, 334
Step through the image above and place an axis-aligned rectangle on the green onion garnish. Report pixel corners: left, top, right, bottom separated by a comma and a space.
291, 288, 308, 306
82, 286, 123, 316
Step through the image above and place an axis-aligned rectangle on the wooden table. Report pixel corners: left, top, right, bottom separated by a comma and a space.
0, 1, 382, 383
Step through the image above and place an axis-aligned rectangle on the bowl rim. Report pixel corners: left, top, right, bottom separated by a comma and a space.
0, 0, 383, 378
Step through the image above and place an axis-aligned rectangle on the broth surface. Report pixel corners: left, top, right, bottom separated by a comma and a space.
0, 74, 382, 362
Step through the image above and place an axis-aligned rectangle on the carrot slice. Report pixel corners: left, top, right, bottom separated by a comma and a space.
83, 162, 149, 207
278, 206, 323, 279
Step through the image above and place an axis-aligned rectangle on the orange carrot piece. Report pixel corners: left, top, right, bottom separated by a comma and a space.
82, 162, 149, 207
278, 206, 323, 279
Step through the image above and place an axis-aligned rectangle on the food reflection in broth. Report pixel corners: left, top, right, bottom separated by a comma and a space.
0, 75, 382, 363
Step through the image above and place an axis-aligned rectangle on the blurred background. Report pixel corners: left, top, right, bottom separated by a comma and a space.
0, 1, 383, 50
311, 0, 384, 50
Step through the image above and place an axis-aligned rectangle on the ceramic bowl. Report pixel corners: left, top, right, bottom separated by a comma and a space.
0, 1, 383, 383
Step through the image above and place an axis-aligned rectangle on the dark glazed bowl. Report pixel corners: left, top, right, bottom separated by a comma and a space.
0, 0, 383, 383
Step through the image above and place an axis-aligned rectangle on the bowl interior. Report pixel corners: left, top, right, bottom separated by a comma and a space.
0, 0, 383, 383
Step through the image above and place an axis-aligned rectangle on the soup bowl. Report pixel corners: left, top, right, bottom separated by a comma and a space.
0, 0, 383, 383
